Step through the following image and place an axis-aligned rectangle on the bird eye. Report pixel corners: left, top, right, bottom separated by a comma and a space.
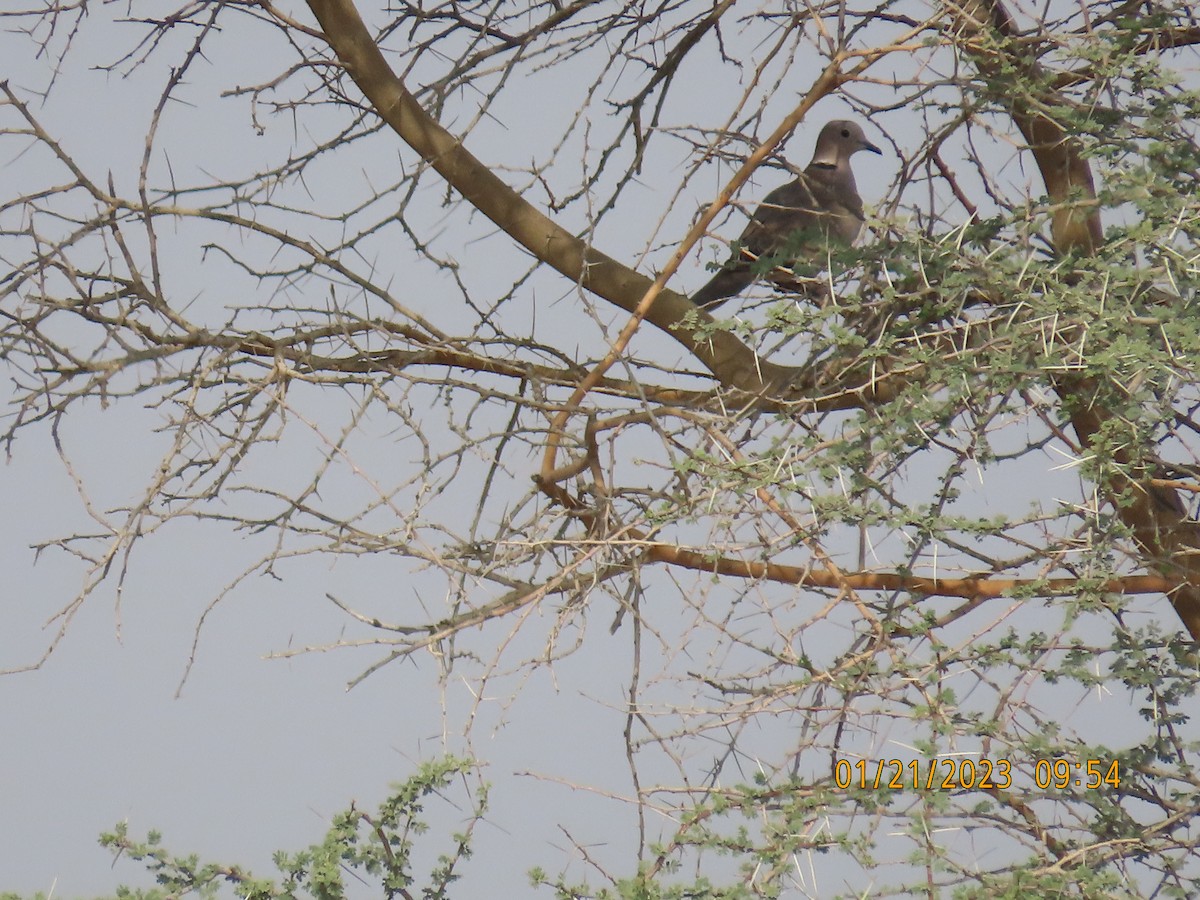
841, 128, 850, 137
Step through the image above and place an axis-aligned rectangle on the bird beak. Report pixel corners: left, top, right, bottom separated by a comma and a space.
862, 138, 883, 155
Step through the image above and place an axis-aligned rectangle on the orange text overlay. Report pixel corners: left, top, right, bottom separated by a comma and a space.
833, 758, 1121, 791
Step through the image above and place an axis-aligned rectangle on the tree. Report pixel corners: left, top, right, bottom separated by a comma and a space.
3, 0, 1200, 895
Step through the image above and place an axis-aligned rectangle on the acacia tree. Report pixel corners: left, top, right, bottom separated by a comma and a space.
4, 0, 1200, 896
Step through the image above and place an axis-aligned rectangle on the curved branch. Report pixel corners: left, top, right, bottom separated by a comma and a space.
946, 0, 1200, 639
303, 0, 795, 395
293, 541, 1181, 689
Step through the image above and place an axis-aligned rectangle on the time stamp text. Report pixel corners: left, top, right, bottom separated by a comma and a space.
834, 758, 1121, 791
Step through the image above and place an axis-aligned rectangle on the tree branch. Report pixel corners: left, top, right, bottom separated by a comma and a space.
945, 0, 1200, 639
303, 0, 796, 395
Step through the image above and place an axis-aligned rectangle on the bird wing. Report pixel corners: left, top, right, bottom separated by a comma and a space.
737, 177, 823, 260
735, 169, 863, 263
802, 164, 866, 244
693, 164, 867, 309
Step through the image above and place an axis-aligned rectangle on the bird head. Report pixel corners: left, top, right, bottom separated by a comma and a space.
810, 120, 882, 166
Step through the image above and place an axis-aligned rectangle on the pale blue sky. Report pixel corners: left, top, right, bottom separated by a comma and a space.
2, 2, 1197, 897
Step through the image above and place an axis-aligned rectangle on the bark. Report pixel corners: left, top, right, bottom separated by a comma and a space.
947, 0, 1200, 638
303, 0, 1199, 636
304, 0, 796, 395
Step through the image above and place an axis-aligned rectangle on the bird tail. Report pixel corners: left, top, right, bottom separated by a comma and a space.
691, 268, 752, 310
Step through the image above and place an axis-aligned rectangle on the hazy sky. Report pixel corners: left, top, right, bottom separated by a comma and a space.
0, 7, 742, 894
3, 2, 1197, 897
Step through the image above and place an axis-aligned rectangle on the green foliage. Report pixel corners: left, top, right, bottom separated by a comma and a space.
51, 757, 485, 900
5, 0, 1200, 898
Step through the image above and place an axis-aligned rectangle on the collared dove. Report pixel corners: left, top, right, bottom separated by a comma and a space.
691, 120, 881, 310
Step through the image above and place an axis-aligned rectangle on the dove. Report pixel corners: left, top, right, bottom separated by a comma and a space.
692, 120, 881, 310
